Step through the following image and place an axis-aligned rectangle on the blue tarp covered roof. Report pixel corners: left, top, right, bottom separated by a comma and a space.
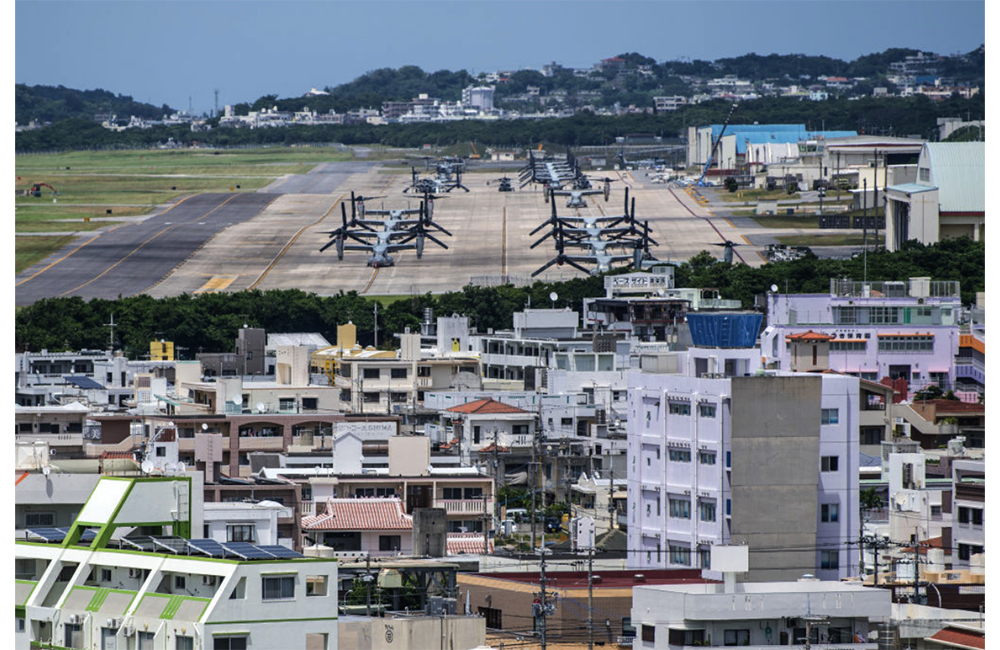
687, 313, 763, 348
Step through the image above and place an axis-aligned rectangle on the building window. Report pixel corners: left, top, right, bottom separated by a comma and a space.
820, 551, 840, 570
229, 577, 246, 600
279, 398, 296, 412
669, 545, 691, 566
138, 631, 156, 650
642, 625, 655, 643
227, 525, 255, 543
417, 366, 431, 377
821, 456, 839, 472
821, 408, 839, 424
174, 575, 186, 590
473, 426, 481, 444
724, 630, 750, 646
669, 499, 690, 519
302, 397, 318, 411
698, 403, 716, 418
363, 392, 379, 403
831, 340, 866, 352
101, 568, 112, 582
262, 575, 295, 600
878, 335, 934, 352
699, 548, 711, 569
699, 452, 716, 465
65, 623, 83, 648
214, 637, 248, 650
668, 402, 690, 416
176, 637, 195, 650
464, 487, 483, 499
700, 501, 716, 522
363, 368, 380, 380
306, 575, 327, 596
379, 535, 401, 552
24, 512, 55, 528
821, 504, 839, 523
442, 487, 463, 500
669, 449, 691, 462
958, 507, 983, 526
390, 367, 407, 379
512, 424, 529, 436
958, 544, 984, 561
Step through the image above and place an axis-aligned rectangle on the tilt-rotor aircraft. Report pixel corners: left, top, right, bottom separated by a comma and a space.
319, 193, 451, 267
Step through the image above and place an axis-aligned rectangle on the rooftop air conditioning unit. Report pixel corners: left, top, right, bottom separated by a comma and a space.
122, 625, 136, 637
128, 568, 142, 579
203, 575, 217, 586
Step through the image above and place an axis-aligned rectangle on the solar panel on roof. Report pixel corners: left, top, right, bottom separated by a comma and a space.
222, 542, 274, 560
25, 528, 96, 543
256, 545, 304, 559
187, 539, 230, 558
64, 375, 105, 390
120, 536, 157, 552
26, 528, 66, 542
152, 537, 189, 554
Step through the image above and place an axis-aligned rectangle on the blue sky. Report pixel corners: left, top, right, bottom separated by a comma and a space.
15, 1, 985, 115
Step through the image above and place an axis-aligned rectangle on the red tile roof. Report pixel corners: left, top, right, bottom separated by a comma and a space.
303, 498, 413, 531
101, 451, 135, 460
447, 398, 529, 415
927, 628, 985, 650
918, 400, 985, 414
447, 533, 493, 555
478, 443, 510, 453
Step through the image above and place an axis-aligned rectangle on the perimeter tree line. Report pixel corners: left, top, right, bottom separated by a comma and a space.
15, 238, 984, 357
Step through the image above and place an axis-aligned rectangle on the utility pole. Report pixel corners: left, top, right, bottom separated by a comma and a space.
587, 547, 595, 650
373, 302, 379, 348
539, 549, 549, 650
607, 468, 615, 533
492, 428, 501, 535
482, 492, 489, 556
365, 555, 372, 616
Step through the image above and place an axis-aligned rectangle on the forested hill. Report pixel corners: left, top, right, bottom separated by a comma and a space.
15, 84, 173, 125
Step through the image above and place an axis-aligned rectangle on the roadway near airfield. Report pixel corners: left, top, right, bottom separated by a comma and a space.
17, 160, 764, 305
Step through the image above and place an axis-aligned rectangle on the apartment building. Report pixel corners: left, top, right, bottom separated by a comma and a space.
761, 278, 963, 397
950, 459, 984, 569
16, 476, 337, 650
627, 347, 860, 581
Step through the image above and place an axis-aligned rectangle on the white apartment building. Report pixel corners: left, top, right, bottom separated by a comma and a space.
627, 348, 860, 581
16, 476, 337, 650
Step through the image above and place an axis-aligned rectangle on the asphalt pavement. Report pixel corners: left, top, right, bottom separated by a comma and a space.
15, 192, 275, 306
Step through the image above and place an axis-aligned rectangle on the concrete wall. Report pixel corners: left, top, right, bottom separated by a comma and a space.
339, 615, 485, 650
388, 436, 431, 477
730, 376, 820, 582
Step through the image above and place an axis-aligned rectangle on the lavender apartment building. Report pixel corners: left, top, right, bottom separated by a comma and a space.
627, 347, 859, 581
760, 278, 962, 398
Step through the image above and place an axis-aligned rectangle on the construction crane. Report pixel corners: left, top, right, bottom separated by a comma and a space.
695, 102, 739, 187
469, 141, 480, 159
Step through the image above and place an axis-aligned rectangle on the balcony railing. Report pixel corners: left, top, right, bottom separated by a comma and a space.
434, 499, 491, 514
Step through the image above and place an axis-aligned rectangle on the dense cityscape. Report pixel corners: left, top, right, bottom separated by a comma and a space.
12, 10, 986, 650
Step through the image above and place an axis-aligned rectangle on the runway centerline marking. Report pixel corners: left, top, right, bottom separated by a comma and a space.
59, 194, 238, 297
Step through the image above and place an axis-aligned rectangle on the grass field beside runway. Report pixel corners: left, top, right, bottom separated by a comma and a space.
14, 147, 357, 270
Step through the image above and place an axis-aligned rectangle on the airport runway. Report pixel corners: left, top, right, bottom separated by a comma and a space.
17, 161, 767, 304
15, 193, 276, 306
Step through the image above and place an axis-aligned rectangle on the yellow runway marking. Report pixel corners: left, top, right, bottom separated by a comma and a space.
248, 193, 346, 290
194, 276, 237, 293
758, 251, 769, 263
62, 195, 237, 297
361, 267, 379, 294
741, 235, 752, 245
725, 219, 737, 228
16, 194, 201, 287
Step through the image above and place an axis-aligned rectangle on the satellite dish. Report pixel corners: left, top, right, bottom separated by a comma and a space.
549, 292, 558, 302
42, 466, 51, 476
141, 460, 154, 474
256, 402, 266, 414
770, 284, 779, 293
201, 423, 209, 431
176, 462, 186, 473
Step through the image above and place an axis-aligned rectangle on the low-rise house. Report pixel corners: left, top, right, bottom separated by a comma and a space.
303, 497, 414, 558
